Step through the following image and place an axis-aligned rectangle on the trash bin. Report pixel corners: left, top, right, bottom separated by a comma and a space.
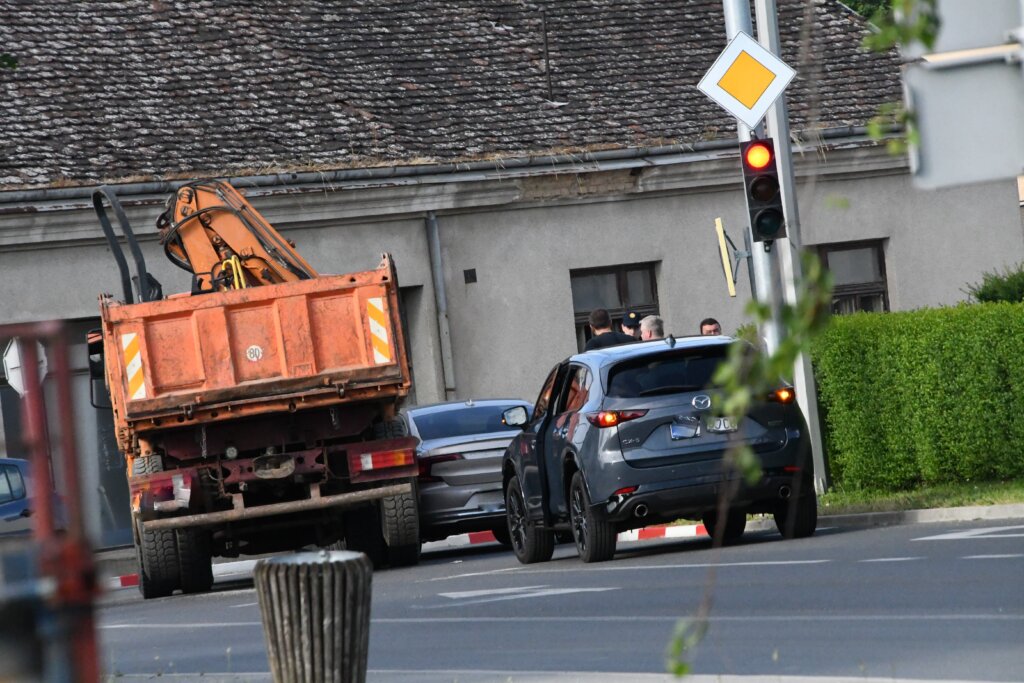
254, 550, 373, 683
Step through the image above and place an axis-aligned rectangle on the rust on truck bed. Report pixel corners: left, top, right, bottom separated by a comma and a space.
101, 254, 410, 449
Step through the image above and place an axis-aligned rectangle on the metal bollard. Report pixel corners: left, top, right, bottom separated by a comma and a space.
254, 550, 373, 683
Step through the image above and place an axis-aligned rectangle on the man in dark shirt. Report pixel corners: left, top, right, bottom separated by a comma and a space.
584, 308, 636, 351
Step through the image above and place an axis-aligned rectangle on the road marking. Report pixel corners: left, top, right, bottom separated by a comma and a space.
229, 601, 259, 608
431, 585, 618, 608
423, 566, 521, 582
858, 556, 925, 563
512, 559, 831, 574
912, 524, 1024, 541
371, 613, 1024, 624
962, 553, 1023, 559
438, 585, 547, 599
98, 612, 1024, 630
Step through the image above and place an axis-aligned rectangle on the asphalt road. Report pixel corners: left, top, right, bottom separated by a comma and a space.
97, 519, 1024, 681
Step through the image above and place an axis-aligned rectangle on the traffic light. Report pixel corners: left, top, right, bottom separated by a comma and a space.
740, 138, 786, 243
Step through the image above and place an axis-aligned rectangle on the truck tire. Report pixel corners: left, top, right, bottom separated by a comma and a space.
381, 485, 421, 567
132, 455, 180, 599
345, 504, 387, 568
176, 528, 213, 594
505, 475, 554, 564
373, 418, 408, 439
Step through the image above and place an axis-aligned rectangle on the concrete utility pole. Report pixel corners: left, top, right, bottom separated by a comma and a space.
753, 0, 829, 492
722, 0, 783, 354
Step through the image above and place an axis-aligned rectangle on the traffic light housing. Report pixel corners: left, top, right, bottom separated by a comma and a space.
740, 138, 786, 243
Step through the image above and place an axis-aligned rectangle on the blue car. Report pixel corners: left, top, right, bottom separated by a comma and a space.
0, 458, 32, 537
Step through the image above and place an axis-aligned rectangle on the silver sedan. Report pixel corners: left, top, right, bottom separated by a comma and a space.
402, 399, 532, 546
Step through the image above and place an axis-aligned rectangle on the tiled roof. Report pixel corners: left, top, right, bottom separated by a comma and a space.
0, 0, 902, 189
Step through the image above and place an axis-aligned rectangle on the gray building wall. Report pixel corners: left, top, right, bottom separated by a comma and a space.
1, 143, 1021, 546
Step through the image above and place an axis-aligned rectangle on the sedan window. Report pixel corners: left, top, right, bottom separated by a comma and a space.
606, 346, 729, 398
412, 405, 526, 441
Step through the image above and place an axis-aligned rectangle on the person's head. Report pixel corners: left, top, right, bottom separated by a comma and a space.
640, 315, 664, 341
699, 317, 722, 336
620, 310, 642, 338
588, 308, 612, 334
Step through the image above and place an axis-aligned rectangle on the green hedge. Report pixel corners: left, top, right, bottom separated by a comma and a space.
812, 303, 1024, 491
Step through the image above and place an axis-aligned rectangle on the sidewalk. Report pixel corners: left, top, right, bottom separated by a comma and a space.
96, 502, 1024, 591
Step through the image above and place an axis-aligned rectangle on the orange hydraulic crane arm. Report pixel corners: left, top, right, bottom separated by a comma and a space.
156, 180, 318, 292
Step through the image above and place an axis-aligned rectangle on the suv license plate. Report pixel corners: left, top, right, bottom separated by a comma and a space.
705, 416, 738, 433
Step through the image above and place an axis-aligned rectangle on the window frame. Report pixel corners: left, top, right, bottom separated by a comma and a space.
817, 240, 889, 314
570, 262, 659, 350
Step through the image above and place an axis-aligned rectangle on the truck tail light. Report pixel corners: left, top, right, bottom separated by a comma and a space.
418, 453, 463, 482
351, 449, 415, 475
586, 410, 648, 428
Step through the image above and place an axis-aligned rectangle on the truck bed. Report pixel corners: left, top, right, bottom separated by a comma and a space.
100, 257, 410, 435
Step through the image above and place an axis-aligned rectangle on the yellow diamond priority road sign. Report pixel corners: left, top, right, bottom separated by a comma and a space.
698, 31, 796, 130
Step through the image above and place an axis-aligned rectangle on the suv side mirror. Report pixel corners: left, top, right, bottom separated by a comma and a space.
502, 406, 528, 428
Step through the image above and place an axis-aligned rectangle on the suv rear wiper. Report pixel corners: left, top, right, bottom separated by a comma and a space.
638, 385, 704, 397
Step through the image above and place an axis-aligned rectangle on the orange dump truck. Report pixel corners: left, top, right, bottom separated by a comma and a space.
89, 182, 420, 598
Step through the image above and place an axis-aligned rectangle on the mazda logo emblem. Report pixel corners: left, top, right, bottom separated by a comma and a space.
692, 394, 712, 410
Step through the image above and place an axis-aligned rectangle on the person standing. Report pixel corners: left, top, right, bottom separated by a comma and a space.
699, 317, 722, 335
639, 315, 664, 341
585, 309, 636, 350
620, 310, 642, 339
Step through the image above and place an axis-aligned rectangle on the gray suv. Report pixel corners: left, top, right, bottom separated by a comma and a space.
501, 336, 816, 564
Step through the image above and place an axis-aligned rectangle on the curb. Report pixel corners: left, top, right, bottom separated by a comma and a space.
100, 502, 1024, 591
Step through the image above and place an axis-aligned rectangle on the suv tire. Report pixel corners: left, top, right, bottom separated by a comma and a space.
774, 490, 817, 539
569, 472, 617, 563
702, 506, 747, 544
505, 475, 554, 564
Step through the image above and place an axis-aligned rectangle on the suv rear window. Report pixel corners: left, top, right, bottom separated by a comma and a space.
412, 405, 526, 441
606, 346, 730, 398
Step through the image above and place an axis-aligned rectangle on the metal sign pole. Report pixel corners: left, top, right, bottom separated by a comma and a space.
754, 0, 829, 492
722, 0, 782, 353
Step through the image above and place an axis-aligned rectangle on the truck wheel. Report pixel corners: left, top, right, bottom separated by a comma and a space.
373, 418, 408, 439
702, 506, 748, 543
132, 455, 180, 599
345, 505, 387, 568
774, 490, 817, 539
569, 472, 617, 563
381, 485, 421, 567
176, 528, 213, 594
505, 475, 554, 564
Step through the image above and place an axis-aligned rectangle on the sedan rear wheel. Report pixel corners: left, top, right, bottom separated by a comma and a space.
505, 475, 554, 564
569, 472, 616, 563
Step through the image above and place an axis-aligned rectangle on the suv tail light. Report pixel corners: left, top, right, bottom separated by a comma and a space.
768, 387, 795, 404
417, 453, 463, 482
586, 410, 648, 428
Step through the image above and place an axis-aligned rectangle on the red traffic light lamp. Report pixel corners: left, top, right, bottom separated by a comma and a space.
739, 138, 786, 243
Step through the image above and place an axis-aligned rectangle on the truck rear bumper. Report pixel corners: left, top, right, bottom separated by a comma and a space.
142, 482, 411, 532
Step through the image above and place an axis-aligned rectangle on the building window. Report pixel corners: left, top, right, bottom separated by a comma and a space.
570, 262, 659, 350
817, 241, 889, 315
